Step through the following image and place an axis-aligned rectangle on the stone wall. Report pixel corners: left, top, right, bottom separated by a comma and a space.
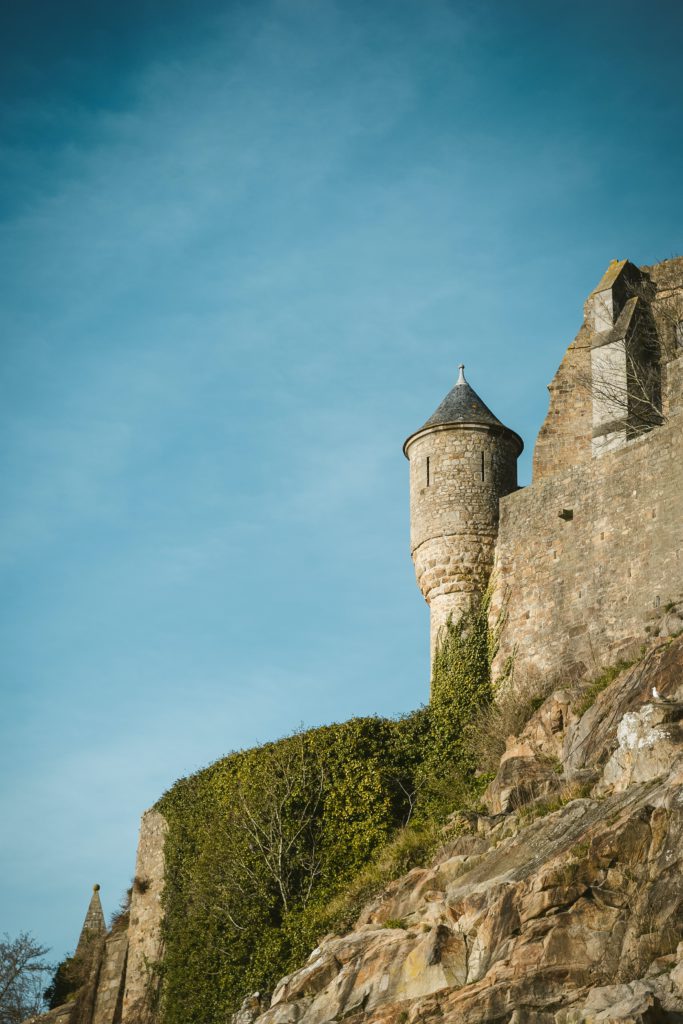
494, 256, 683, 681
121, 809, 167, 1024
25, 1007, 74, 1024
493, 357, 683, 679
531, 323, 593, 482
91, 929, 128, 1024
406, 424, 519, 666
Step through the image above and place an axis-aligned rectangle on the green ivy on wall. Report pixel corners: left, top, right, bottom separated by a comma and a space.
156, 593, 498, 1024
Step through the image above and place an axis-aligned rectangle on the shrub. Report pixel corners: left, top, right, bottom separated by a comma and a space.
157, 718, 423, 1023
156, 593, 499, 1024
415, 589, 499, 821
44, 954, 85, 1010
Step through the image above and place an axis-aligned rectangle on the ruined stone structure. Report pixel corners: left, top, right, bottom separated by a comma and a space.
406, 256, 683, 681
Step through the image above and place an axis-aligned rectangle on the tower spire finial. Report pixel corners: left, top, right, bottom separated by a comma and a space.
457, 364, 466, 385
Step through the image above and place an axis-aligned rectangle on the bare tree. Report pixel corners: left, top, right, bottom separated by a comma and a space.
229, 736, 325, 914
0, 933, 52, 1024
179, 732, 326, 935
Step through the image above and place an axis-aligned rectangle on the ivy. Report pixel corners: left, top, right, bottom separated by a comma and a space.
156, 594, 498, 1024
415, 588, 500, 820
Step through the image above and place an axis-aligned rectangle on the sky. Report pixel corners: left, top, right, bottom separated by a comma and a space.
1, 0, 682, 968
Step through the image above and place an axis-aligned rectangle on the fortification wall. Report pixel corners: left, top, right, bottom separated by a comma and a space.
493, 356, 683, 678
91, 929, 128, 1024
121, 808, 167, 1024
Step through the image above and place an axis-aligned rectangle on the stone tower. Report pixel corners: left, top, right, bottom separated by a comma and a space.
403, 365, 523, 676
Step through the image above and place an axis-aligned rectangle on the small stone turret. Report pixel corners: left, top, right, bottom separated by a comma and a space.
74, 883, 106, 959
403, 366, 523, 680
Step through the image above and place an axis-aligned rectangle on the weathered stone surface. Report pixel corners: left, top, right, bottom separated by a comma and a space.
121, 808, 167, 1024
75, 886, 107, 960
483, 641, 683, 817
91, 926, 128, 1024
597, 702, 683, 796
23, 1008, 74, 1024
564, 642, 683, 779
555, 968, 683, 1022
233, 993, 266, 1024
406, 421, 520, 670
484, 749, 562, 813
518, 689, 578, 762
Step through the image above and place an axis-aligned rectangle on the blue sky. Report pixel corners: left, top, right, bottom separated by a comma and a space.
1, 0, 681, 966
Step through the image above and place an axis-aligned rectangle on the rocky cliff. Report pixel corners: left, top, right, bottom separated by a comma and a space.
238, 637, 683, 1024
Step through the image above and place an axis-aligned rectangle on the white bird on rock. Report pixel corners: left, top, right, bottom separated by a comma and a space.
651, 686, 675, 703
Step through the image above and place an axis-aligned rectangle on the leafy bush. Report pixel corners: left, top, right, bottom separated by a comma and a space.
309, 819, 441, 937
416, 589, 501, 819
157, 594, 498, 1024
44, 955, 83, 1010
158, 718, 420, 1023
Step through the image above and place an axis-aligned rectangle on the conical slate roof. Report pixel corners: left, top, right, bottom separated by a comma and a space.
403, 365, 523, 455
423, 365, 506, 430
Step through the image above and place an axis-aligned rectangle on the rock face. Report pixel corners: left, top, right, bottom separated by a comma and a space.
244, 639, 683, 1024
597, 702, 683, 796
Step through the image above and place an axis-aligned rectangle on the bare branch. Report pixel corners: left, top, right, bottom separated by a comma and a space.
0, 932, 52, 1024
